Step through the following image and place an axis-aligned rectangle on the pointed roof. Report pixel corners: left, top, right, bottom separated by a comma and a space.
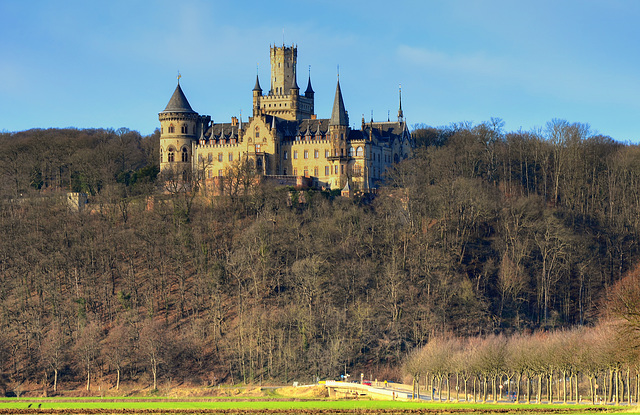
398, 84, 404, 121
305, 75, 314, 95
253, 74, 262, 92
162, 82, 195, 113
330, 79, 348, 126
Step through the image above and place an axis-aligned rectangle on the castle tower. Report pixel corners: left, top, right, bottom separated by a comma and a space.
270, 45, 296, 96
158, 80, 198, 180
252, 73, 262, 117
328, 78, 349, 187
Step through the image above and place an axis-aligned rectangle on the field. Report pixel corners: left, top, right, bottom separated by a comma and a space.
0, 391, 633, 415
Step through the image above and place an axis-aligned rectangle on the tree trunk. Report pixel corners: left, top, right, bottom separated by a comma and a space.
537, 374, 542, 403
53, 369, 58, 393
116, 367, 120, 391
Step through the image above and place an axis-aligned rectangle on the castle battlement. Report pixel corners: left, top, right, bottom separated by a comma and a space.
159, 45, 412, 192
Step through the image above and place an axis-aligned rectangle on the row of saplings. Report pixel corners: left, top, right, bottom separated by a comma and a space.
402, 322, 640, 405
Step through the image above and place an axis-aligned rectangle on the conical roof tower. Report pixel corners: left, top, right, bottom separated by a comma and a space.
162, 82, 196, 113
330, 79, 348, 126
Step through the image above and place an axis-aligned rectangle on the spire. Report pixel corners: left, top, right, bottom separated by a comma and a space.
162, 82, 195, 113
271, 115, 276, 130
253, 73, 262, 92
398, 83, 404, 122
305, 65, 314, 97
330, 78, 348, 126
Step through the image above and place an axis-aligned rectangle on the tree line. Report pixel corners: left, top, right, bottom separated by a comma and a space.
402, 320, 639, 405
0, 120, 639, 395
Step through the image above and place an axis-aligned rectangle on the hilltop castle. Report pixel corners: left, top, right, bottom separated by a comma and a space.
158, 45, 412, 192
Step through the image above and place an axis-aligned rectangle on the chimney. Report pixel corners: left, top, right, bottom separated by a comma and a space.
231, 116, 238, 126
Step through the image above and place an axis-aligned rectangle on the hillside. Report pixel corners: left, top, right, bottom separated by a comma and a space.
1, 120, 639, 393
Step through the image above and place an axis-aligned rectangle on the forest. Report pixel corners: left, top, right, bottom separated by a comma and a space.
0, 119, 639, 395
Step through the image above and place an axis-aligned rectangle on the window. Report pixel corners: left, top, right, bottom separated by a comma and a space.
284, 151, 288, 160
284, 168, 287, 175
304, 150, 308, 159
325, 149, 330, 158
349, 147, 355, 157
341, 165, 344, 174
293, 150, 298, 159
218, 169, 223, 177
218, 153, 223, 162
325, 166, 330, 176
229, 153, 233, 161
181, 148, 188, 162
334, 165, 339, 174
208, 153, 213, 162
168, 149, 175, 162
255, 126, 260, 139
293, 168, 297, 176
255, 144, 261, 153
340, 133, 344, 140
314, 149, 319, 159
356, 146, 363, 157
304, 166, 308, 177
168, 124, 175, 134
314, 167, 318, 176
181, 124, 188, 134
208, 170, 212, 178
159, 149, 163, 163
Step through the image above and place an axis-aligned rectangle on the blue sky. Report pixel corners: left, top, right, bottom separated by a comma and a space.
1, 0, 639, 142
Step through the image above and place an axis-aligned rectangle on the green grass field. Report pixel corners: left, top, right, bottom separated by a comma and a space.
0, 398, 631, 413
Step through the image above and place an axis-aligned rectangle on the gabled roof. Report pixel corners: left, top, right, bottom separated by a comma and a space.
329, 79, 348, 126
162, 83, 196, 113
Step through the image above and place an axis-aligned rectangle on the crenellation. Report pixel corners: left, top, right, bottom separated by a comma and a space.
159, 45, 412, 192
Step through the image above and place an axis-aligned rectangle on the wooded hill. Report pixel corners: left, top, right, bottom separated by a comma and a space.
1, 119, 639, 393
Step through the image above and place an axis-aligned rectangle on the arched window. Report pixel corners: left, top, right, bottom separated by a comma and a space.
168, 124, 175, 134
356, 146, 363, 157
159, 148, 163, 163
349, 147, 355, 157
181, 147, 188, 162
394, 154, 399, 163
181, 124, 188, 134
168, 147, 175, 162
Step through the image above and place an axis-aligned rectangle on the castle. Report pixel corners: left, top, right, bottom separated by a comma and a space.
159, 45, 412, 192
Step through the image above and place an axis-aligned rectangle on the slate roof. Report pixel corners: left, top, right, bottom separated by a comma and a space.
253, 74, 262, 92
329, 80, 349, 126
162, 83, 195, 113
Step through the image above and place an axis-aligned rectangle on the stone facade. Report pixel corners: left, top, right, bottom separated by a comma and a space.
159, 45, 412, 192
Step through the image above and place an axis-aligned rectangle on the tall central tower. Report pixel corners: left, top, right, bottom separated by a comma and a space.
257, 44, 314, 120
270, 45, 297, 96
